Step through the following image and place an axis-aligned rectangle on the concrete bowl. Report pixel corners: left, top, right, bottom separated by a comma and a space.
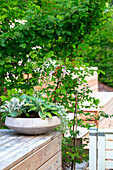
5, 116, 61, 135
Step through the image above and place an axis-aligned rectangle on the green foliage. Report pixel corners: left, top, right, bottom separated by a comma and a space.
0, 94, 67, 120
0, 0, 41, 95
0, 97, 25, 118
84, 7, 113, 87
62, 136, 89, 166
37, 59, 101, 167
0, 0, 107, 167
0, 0, 106, 95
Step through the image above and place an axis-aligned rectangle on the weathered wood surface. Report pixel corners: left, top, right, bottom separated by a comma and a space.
56, 166, 62, 170
0, 129, 61, 170
38, 151, 61, 170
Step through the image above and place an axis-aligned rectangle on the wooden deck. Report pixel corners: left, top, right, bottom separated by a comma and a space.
0, 129, 61, 170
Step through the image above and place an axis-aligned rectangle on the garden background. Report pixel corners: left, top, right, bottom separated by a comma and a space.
0, 0, 113, 169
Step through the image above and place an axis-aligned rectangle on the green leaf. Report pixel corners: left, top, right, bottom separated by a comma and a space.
52, 111, 59, 117
44, 112, 52, 118
1, 39, 5, 47
28, 107, 37, 112
26, 113, 30, 117
39, 111, 46, 120
56, 30, 61, 36
19, 43, 26, 48
24, 103, 34, 107
56, 89, 60, 93
30, 31, 35, 37
0, 52, 2, 57
10, 111, 18, 118
0, 60, 5, 65
61, 89, 66, 94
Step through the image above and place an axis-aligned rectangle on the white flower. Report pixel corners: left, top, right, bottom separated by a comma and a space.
10, 23, 15, 29
49, 71, 55, 76
15, 19, 27, 25
62, 68, 70, 75
32, 46, 42, 50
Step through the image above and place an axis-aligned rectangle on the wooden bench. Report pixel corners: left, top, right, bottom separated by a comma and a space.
0, 129, 61, 170
77, 67, 113, 127
81, 92, 113, 127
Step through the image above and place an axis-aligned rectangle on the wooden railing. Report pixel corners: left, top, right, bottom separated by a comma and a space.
89, 127, 113, 170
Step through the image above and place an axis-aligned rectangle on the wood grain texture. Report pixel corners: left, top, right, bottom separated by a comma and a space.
11, 136, 61, 170
0, 132, 20, 146
0, 129, 15, 137
0, 130, 61, 170
38, 151, 61, 170
56, 167, 62, 170
0, 135, 35, 158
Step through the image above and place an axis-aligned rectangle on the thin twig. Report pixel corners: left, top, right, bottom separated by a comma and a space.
71, 91, 78, 170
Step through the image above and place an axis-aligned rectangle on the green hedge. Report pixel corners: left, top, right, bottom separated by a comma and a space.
84, 8, 113, 87
0, 0, 106, 95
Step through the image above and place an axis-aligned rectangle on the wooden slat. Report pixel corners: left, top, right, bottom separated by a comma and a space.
57, 166, 62, 170
89, 127, 97, 170
106, 161, 113, 169
106, 151, 113, 159
98, 132, 105, 170
38, 151, 61, 170
106, 141, 113, 149
0, 129, 14, 137
0, 131, 61, 170
98, 129, 113, 133
100, 97, 113, 115
0, 135, 35, 158
106, 134, 113, 140
0, 132, 20, 146
10, 136, 61, 170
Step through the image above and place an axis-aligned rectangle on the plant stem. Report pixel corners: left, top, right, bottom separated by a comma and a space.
71, 92, 78, 170
53, 77, 60, 103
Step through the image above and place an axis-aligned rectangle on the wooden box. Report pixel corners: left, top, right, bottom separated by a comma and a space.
0, 129, 61, 170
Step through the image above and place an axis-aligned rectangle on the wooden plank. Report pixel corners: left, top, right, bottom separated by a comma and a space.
0, 129, 14, 137
38, 151, 61, 170
82, 92, 113, 112
10, 136, 61, 170
100, 97, 113, 115
89, 127, 97, 170
106, 141, 113, 149
0, 132, 20, 146
0, 131, 61, 169
98, 132, 105, 170
56, 167, 62, 170
106, 151, 113, 159
98, 129, 113, 133
106, 134, 113, 140
0, 135, 35, 157
106, 161, 113, 169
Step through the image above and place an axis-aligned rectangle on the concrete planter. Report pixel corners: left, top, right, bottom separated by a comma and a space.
5, 116, 61, 135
